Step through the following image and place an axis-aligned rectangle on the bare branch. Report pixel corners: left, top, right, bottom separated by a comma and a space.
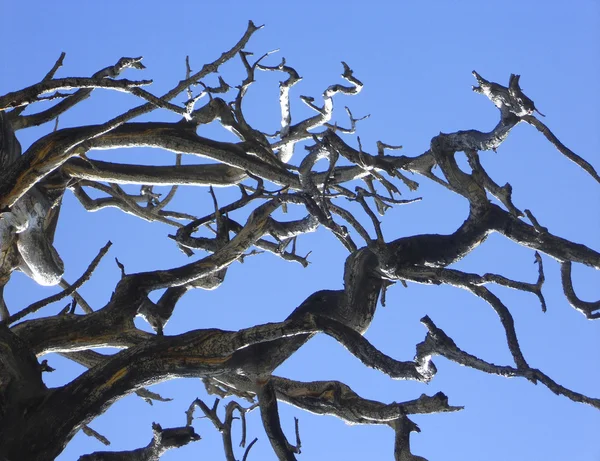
0, 77, 153, 110
78, 423, 200, 460
0, 23, 597, 461
14, 56, 146, 130
5, 241, 111, 325
81, 425, 110, 447
560, 261, 600, 319
523, 115, 600, 184
416, 316, 600, 409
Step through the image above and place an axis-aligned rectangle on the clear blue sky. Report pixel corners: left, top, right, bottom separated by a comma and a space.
2, 1, 599, 460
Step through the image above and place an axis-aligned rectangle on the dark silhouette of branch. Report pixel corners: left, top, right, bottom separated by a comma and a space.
78, 423, 200, 460
0, 24, 597, 461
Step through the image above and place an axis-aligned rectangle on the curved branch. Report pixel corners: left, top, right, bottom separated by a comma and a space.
13, 56, 146, 130
0, 77, 153, 110
560, 262, 600, 319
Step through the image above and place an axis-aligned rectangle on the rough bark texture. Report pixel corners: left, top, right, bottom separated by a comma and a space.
0, 23, 598, 460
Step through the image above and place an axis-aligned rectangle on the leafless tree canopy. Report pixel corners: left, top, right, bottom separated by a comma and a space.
0, 22, 598, 460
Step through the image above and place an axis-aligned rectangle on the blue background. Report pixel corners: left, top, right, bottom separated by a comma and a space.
1, 1, 599, 460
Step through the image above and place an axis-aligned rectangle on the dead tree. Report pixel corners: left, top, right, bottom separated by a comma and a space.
0, 22, 598, 460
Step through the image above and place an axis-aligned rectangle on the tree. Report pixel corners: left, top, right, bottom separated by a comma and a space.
0, 18, 598, 461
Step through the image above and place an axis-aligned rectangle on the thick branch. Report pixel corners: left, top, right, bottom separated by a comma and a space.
78, 423, 200, 461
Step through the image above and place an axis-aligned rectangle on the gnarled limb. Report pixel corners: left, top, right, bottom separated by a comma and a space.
1, 21, 598, 460
186, 398, 257, 461
78, 423, 200, 461
415, 316, 600, 409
